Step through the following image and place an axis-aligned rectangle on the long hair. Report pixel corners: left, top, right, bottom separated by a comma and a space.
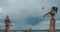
52, 6, 58, 13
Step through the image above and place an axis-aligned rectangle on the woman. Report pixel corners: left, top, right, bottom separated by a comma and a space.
4, 15, 11, 32
43, 6, 58, 32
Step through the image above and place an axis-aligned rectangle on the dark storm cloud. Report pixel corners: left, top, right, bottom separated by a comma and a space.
26, 16, 45, 25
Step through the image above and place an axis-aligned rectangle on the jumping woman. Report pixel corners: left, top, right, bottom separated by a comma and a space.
43, 6, 58, 32
4, 15, 11, 32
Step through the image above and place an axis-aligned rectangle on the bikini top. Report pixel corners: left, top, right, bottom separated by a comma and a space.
50, 12, 55, 16
5, 19, 10, 23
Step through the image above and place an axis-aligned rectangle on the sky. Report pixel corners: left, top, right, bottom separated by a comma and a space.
0, 0, 60, 30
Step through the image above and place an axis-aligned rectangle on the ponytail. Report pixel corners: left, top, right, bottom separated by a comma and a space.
55, 7, 58, 13
52, 6, 58, 13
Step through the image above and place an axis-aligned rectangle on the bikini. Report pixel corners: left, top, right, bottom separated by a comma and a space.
50, 12, 55, 21
5, 19, 10, 27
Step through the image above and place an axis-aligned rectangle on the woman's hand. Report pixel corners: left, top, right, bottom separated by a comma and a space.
43, 12, 50, 17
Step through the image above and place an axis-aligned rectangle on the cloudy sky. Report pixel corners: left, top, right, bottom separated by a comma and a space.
0, 0, 60, 30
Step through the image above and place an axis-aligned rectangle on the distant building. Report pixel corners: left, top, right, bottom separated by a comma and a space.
23, 28, 32, 32
28, 28, 32, 32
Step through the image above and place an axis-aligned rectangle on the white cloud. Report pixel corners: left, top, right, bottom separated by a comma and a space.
32, 20, 60, 30
8, 0, 16, 5
56, 21, 60, 23
43, 20, 60, 24
45, 0, 49, 2
56, 26, 60, 29
0, 8, 2, 12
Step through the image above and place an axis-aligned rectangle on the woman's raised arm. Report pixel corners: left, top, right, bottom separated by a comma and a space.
43, 12, 50, 17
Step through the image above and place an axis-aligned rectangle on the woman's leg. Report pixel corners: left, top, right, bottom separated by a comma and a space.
4, 27, 9, 32
4, 28, 7, 32
4, 26, 10, 32
7, 26, 10, 32
53, 20, 56, 32
50, 20, 53, 32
